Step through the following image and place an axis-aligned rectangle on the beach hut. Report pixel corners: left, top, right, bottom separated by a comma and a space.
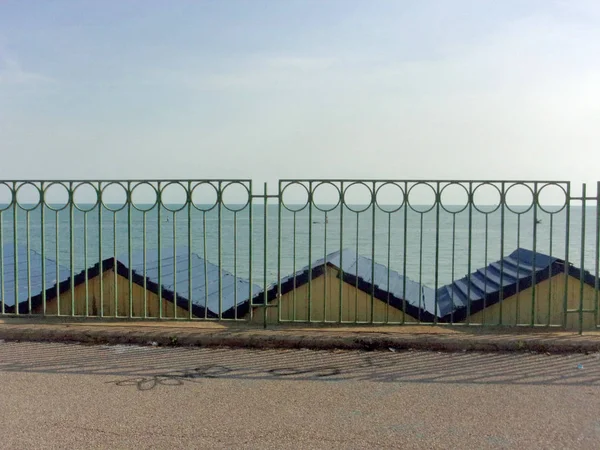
5, 246, 260, 318
438, 248, 599, 329
226, 249, 438, 324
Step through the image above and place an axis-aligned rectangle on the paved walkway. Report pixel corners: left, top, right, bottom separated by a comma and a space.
1, 318, 599, 352
1, 342, 600, 449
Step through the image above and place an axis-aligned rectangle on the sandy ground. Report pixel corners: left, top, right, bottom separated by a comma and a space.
1, 341, 600, 449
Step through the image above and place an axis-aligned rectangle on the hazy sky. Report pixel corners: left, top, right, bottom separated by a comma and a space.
1, 0, 599, 204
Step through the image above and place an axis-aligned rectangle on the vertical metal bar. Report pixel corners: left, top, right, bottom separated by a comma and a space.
434, 182, 440, 323
579, 183, 586, 334
595, 181, 600, 328
418, 213, 424, 322
386, 212, 391, 323
26, 210, 31, 314
450, 213, 456, 324
499, 182, 505, 325
173, 211, 177, 319
262, 182, 268, 328
531, 183, 538, 326
277, 183, 282, 323
127, 182, 133, 318
354, 213, 359, 323
293, 211, 297, 321
157, 182, 162, 319
25, 210, 31, 314
548, 213, 554, 326
55, 210, 60, 315
188, 182, 193, 320
308, 182, 313, 323
98, 182, 103, 317
563, 182, 571, 328
113, 211, 117, 317
0, 211, 4, 315
40, 182, 46, 316
203, 211, 208, 319
323, 210, 328, 322
338, 181, 344, 323
69, 182, 75, 315
143, 211, 147, 318
248, 181, 253, 322
370, 182, 376, 323
13, 184, 19, 315
218, 182, 223, 320
515, 214, 521, 325
402, 182, 408, 324
234, 210, 238, 320
466, 182, 473, 324
84, 211, 88, 316
483, 213, 489, 325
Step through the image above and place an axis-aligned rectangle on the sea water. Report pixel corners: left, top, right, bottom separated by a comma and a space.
0, 204, 598, 288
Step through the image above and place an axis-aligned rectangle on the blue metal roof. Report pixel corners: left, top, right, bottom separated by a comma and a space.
1, 245, 260, 316
120, 248, 262, 316
436, 248, 598, 321
233, 248, 438, 320
0, 245, 71, 308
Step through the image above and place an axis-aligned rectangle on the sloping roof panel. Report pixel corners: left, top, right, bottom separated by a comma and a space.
0, 245, 71, 309
123, 247, 262, 316
436, 247, 598, 321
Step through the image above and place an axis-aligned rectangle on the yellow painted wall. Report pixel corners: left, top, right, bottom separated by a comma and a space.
32, 269, 192, 318
247, 266, 420, 324
464, 274, 598, 330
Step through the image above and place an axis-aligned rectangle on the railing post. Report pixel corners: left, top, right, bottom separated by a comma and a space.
595, 181, 600, 329
579, 184, 586, 334
263, 182, 268, 329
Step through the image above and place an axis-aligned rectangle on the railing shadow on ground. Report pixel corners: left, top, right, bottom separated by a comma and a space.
0, 341, 599, 391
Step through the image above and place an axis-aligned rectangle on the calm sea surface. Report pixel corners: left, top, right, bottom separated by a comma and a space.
0, 204, 598, 288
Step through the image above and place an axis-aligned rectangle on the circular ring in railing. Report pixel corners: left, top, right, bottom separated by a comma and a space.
15, 182, 41, 211
439, 182, 470, 214
471, 182, 502, 214
72, 182, 100, 212
191, 181, 219, 212
312, 181, 341, 212
342, 181, 374, 214
504, 182, 535, 214
407, 182, 437, 214
374, 182, 405, 213
0, 182, 13, 212
44, 182, 71, 212
0, 182, 13, 211
280, 181, 310, 212
100, 182, 129, 212
160, 181, 189, 212
221, 181, 251, 212
537, 182, 568, 214
130, 181, 158, 212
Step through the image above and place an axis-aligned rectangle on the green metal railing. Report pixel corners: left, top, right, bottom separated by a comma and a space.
0, 179, 598, 333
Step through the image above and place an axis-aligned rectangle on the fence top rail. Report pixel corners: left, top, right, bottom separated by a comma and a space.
0, 179, 252, 183
279, 179, 571, 184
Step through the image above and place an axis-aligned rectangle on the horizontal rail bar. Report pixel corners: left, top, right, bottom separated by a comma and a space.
0, 179, 252, 183
280, 179, 570, 183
